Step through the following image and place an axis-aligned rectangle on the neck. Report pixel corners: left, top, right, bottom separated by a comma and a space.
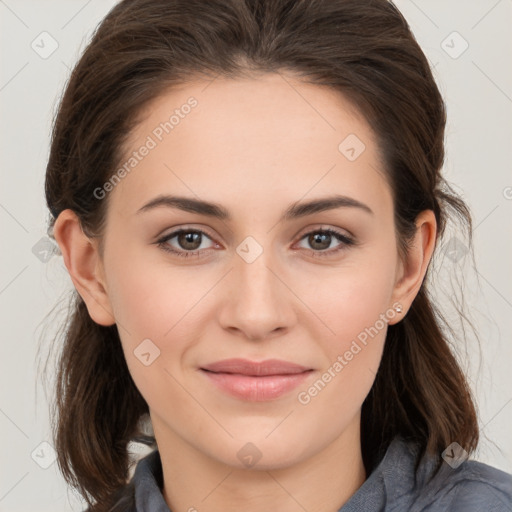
156, 416, 367, 512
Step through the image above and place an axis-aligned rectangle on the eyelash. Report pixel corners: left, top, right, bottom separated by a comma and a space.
156, 227, 355, 260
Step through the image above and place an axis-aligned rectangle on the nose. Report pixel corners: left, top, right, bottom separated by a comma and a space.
217, 242, 296, 341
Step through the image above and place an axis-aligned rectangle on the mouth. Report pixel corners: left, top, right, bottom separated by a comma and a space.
199, 358, 314, 401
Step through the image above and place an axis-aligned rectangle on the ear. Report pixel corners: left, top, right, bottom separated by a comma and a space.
388, 210, 437, 325
53, 209, 115, 326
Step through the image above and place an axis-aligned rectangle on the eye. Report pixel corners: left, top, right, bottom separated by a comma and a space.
295, 228, 355, 257
156, 228, 217, 259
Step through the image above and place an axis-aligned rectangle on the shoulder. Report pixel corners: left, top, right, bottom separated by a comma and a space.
432, 460, 512, 511
377, 437, 512, 512
413, 455, 512, 511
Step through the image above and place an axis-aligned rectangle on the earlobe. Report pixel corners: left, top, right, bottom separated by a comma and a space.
53, 209, 116, 326
388, 210, 437, 324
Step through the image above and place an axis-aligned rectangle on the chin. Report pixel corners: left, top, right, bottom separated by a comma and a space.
210, 433, 311, 471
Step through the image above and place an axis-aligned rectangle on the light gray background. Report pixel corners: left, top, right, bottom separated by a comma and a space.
1, 1, 511, 511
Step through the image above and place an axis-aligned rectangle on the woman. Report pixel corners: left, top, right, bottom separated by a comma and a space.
44, 0, 512, 511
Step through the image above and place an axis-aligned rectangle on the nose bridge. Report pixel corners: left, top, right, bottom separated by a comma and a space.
236, 234, 283, 304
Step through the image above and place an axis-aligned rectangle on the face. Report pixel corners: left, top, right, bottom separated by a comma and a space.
95, 72, 405, 470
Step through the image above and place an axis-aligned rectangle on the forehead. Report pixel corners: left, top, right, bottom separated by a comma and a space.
110, 72, 391, 218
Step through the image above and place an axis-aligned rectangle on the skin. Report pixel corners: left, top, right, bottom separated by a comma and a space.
54, 72, 436, 512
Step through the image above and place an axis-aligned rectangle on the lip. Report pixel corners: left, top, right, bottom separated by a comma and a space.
201, 358, 311, 376
200, 358, 314, 401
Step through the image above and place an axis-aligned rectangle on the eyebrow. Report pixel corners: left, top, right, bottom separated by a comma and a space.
136, 194, 374, 221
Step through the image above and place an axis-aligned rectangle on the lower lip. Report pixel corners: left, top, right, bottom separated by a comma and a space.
200, 370, 312, 401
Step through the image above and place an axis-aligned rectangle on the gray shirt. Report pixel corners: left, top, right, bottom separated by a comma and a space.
127, 436, 512, 511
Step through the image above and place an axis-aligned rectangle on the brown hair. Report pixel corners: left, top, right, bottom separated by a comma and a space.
42, 0, 479, 510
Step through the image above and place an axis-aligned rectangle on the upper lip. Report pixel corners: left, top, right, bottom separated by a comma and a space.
200, 358, 312, 376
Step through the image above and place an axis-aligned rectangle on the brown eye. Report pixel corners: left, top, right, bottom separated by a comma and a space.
296, 228, 355, 257
156, 228, 217, 258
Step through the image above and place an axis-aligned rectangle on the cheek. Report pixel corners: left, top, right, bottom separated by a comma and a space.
294, 282, 391, 439
105, 241, 204, 339
106, 263, 200, 409
104, 245, 218, 371
297, 251, 396, 400
310, 254, 397, 345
